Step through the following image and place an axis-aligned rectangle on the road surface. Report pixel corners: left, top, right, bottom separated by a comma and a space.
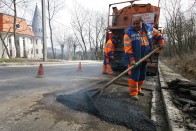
0, 61, 168, 131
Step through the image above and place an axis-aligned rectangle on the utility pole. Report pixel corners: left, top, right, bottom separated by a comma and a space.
41, 0, 47, 61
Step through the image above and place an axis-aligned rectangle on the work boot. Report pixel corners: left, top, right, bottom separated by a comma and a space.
138, 92, 145, 96
130, 95, 139, 100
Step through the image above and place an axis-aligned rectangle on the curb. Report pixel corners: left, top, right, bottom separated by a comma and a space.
158, 61, 186, 131
0, 60, 102, 66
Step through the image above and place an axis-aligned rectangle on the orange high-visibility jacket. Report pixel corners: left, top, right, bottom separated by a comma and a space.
104, 39, 115, 57
124, 23, 164, 63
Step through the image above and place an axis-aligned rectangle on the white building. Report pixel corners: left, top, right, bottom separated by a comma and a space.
0, 5, 43, 59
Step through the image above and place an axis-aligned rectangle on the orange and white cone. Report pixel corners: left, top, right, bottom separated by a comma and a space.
36, 64, 44, 78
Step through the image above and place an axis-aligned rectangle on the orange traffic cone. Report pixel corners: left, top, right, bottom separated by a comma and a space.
36, 64, 44, 78
76, 62, 82, 72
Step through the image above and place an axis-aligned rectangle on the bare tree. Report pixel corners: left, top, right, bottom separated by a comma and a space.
162, 0, 196, 59
55, 28, 67, 60
93, 12, 107, 60
71, 1, 107, 60
71, 2, 90, 59
86, 11, 107, 60
46, 0, 64, 59
0, 33, 11, 58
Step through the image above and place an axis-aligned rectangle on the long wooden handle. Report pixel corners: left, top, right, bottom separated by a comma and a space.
94, 47, 160, 102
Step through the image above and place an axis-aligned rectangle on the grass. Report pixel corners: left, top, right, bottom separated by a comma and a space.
161, 52, 196, 81
0, 58, 29, 63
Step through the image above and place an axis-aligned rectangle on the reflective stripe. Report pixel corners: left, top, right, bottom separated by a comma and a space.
129, 84, 137, 88
148, 34, 153, 39
130, 36, 140, 41
130, 89, 138, 92
147, 31, 153, 37
124, 38, 132, 41
124, 41, 131, 44
147, 31, 152, 36
130, 34, 140, 41
106, 45, 113, 48
124, 43, 132, 47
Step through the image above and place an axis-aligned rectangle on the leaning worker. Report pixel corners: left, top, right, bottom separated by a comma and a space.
124, 16, 164, 100
102, 36, 117, 74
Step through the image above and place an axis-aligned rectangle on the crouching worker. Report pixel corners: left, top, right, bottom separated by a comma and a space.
102, 36, 117, 74
124, 16, 164, 100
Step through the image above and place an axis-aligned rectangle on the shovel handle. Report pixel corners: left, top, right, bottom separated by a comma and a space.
94, 47, 160, 102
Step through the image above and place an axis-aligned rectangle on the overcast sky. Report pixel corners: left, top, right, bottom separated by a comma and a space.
27, 0, 194, 48
49, 0, 160, 29
31, 0, 161, 48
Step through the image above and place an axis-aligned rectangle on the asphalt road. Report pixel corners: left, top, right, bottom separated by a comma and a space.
0, 61, 111, 131
0, 61, 168, 131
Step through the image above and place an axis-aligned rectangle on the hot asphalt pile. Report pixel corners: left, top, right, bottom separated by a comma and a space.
56, 82, 156, 131
167, 79, 196, 130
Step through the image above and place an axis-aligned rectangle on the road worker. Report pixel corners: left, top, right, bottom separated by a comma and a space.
102, 36, 117, 74
124, 16, 164, 100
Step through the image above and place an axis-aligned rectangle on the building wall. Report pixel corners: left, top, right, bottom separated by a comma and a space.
33, 38, 43, 59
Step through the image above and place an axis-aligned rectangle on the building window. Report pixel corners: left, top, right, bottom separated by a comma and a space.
16, 37, 19, 46
31, 49, 33, 54
23, 37, 25, 48
15, 23, 20, 29
8, 37, 11, 45
36, 39, 38, 44
36, 49, 38, 54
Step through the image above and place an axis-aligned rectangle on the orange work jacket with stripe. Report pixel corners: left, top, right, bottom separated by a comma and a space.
104, 39, 115, 57
124, 23, 164, 63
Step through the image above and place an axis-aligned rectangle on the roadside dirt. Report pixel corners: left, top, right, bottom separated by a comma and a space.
161, 55, 196, 83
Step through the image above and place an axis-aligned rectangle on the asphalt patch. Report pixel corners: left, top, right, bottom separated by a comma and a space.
56, 86, 156, 131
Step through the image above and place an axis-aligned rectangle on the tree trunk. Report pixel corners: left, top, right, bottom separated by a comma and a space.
0, 34, 11, 58
13, 0, 20, 57
61, 44, 64, 60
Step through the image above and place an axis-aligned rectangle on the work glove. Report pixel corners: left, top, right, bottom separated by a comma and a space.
110, 56, 114, 60
157, 44, 164, 49
130, 60, 137, 67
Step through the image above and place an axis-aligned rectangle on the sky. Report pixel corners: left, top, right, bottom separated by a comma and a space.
29, 0, 160, 29
12, 0, 194, 48
29, 0, 161, 48
56, 0, 160, 28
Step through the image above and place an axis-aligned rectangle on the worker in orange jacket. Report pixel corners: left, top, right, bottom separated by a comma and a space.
102, 36, 117, 74
124, 16, 164, 100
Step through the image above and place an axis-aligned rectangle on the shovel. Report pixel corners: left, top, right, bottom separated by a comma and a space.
86, 47, 160, 112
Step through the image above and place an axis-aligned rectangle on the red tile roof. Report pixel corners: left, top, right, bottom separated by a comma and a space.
0, 13, 34, 36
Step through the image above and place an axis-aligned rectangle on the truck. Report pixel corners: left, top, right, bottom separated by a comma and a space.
106, 0, 163, 75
